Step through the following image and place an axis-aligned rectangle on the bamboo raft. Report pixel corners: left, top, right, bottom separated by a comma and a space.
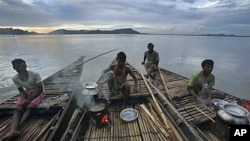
60, 63, 187, 141
0, 56, 85, 141
149, 68, 248, 141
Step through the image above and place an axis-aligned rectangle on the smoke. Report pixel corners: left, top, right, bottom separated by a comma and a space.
74, 82, 96, 109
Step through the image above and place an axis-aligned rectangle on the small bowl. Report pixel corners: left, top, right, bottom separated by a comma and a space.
120, 108, 138, 122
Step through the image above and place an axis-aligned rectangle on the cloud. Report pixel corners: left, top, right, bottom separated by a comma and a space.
0, 0, 250, 35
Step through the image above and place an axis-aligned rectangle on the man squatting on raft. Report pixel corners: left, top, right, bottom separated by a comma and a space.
187, 59, 225, 104
1, 59, 45, 141
141, 43, 159, 79
101, 52, 138, 108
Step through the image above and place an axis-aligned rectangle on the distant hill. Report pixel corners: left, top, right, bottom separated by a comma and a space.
1, 27, 248, 37
0, 28, 38, 35
0, 28, 140, 35
49, 28, 140, 34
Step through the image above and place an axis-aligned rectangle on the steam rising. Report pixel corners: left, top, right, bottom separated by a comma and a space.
74, 82, 96, 109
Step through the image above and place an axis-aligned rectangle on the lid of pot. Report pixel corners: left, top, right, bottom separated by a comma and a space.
223, 103, 249, 117
83, 82, 98, 89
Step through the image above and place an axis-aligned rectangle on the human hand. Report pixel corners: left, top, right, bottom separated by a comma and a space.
22, 99, 29, 107
141, 62, 145, 65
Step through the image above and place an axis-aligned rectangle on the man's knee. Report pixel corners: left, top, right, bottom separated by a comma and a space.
123, 83, 131, 94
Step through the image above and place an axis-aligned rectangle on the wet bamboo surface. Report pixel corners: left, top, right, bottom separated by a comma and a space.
152, 68, 242, 140
0, 56, 85, 140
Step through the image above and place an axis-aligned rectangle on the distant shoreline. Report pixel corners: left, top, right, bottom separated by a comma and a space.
0, 27, 249, 37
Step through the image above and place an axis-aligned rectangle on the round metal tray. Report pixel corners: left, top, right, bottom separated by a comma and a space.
120, 108, 138, 122
223, 103, 249, 117
82, 82, 98, 89
212, 99, 227, 107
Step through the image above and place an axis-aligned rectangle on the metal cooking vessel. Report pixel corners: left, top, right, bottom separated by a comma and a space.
82, 82, 99, 95
82, 88, 99, 95
88, 98, 108, 112
217, 108, 249, 125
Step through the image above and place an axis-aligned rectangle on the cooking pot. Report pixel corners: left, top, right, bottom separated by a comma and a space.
217, 109, 249, 125
82, 82, 99, 95
212, 99, 250, 125
89, 98, 108, 112
88, 98, 109, 128
82, 88, 99, 95
217, 103, 249, 125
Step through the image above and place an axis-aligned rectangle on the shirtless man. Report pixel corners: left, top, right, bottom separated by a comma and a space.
1, 59, 45, 141
102, 52, 138, 108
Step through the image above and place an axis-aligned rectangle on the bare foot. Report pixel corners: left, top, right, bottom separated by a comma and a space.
1, 130, 20, 141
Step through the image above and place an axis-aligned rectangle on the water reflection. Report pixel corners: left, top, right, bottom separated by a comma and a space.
0, 35, 249, 100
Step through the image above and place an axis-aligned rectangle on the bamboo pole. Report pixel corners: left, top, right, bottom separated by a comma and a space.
141, 111, 157, 140
193, 106, 216, 123
140, 105, 168, 140
71, 109, 87, 141
138, 70, 169, 127
137, 70, 179, 141
147, 98, 185, 141
136, 105, 151, 140
67, 48, 118, 70
158, 69, 172, 100
139, 104, 170, 139
144, 77, 205, 141
33, 116, 57, 141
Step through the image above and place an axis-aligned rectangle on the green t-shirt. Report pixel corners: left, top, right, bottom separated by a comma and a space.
188, 71, 215, 88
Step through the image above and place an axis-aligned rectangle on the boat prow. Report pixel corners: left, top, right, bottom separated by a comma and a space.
0, 56, 85, 141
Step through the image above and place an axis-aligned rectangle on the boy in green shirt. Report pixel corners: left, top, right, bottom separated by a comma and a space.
187, 59, 225, 103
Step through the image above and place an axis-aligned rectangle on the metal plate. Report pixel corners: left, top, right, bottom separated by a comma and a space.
223, 103, 249, 117
120, 108, 138, 122
212, 99, 227, 107
82, 82, 98, 89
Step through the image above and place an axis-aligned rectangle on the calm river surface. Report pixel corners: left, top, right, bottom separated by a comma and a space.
0, 34, 249, 102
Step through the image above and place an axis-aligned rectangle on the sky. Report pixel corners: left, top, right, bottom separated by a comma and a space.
0, 0, 250, 35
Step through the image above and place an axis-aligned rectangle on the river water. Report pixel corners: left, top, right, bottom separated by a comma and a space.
0, 34, 249, 103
